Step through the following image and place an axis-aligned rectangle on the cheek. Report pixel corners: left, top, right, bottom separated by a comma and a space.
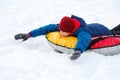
60, 31, 71, 37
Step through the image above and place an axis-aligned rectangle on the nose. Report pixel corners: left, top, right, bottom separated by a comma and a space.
60, 33, 65, 37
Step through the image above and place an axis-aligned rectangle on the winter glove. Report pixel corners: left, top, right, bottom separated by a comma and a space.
70, 50, 81, 60
14, 33, 30, 41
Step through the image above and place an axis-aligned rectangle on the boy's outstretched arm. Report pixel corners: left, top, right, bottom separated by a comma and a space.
70, 31, 91, 60
14, 24, 59, 41
29, 24, 59, 37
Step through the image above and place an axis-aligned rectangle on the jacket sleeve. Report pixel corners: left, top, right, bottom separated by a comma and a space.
74, 31, 91, 53
29, 24, 59, 37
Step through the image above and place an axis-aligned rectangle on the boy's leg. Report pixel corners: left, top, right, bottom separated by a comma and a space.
111, 24, 120, 35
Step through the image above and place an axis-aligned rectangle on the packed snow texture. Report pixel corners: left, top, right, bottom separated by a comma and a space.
0, 0, 120, 80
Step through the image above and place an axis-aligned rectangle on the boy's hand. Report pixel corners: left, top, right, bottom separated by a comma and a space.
70, 50, 81, 60
14, 33, 29, 41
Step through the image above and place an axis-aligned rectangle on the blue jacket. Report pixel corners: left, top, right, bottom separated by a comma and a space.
29, 15, 111, 53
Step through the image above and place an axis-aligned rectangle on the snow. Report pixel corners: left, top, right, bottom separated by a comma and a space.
0, 0, 120, 80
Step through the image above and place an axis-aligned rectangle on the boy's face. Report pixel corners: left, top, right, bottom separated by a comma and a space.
60, 30, 72, 37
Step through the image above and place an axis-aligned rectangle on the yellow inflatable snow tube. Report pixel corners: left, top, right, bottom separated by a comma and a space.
46, 31, 77, 48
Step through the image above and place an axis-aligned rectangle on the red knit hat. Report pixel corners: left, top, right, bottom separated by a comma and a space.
59, 16, 76, 32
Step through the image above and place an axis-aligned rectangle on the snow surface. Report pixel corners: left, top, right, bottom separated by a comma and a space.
0, 0, 120, 80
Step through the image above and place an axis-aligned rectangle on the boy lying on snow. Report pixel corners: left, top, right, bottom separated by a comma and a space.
14, 15, 120, 60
